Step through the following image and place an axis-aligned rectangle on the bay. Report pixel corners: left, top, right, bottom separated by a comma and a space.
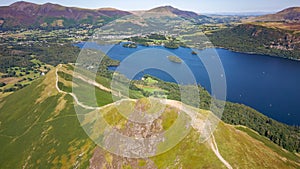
75, 42, 300, 125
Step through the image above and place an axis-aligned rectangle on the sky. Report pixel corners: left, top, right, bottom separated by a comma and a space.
1, 0, 300, 13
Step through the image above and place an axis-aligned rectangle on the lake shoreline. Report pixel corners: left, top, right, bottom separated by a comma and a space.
75, 41, 300, 126
75, 41, 300, 62
211, 45, 300, 62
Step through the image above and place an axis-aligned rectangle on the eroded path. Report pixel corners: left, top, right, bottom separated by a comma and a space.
164, 100, 233, 169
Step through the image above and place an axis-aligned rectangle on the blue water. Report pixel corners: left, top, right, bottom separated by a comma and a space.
75, 42, 300, 125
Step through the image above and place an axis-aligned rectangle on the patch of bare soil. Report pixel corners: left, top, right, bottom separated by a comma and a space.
0, 77, 20, 84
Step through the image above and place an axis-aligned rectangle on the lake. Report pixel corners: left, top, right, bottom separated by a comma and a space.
75, 42, 300, 125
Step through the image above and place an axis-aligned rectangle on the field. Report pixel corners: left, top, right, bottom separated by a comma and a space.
0, 59, 51, 98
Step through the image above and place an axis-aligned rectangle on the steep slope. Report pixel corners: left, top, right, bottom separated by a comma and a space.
0, 64, 299, 168
208, 24, 300, 59
0, 69, 95, 168
0, 1, 131, 29
249, 7, 300, 23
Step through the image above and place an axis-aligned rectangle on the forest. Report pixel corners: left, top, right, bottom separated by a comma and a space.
208, 24, 300, 60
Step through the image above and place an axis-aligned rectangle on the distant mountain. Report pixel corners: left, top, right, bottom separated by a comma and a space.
0, 1, 131, 29
209, 7, 300, 59
0, 2, 218, 30
95, 5, 216, 37
148, 6, 199, 18
248, 7, 300, 22
147, 6, 213, 24
205, 12, 273, 16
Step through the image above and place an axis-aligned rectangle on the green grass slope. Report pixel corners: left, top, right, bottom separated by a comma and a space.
0, 65, 299, 168
0, 69, 96, 168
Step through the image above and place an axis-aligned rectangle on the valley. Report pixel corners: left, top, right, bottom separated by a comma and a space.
0, 1, 300, 168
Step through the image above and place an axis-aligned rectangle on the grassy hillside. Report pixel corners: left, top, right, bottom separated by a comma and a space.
0, 69, 96, 168
0, 65, 299, 168
59, 64, 300, 153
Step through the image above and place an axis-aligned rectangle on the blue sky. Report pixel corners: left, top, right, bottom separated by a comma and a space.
1, 0, 300, 13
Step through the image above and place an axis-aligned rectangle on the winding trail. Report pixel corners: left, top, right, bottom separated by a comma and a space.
55, 65, 233, 169
73, 73, 112, 93
209, 129, 233, 169
56, 65, 102, 110
164, 100, 233, 169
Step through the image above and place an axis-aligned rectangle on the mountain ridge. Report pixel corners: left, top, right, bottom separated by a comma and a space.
1, 1, 299, 30
0, 1, 131, 29
0, 64, 299, 168
0, 1, 214, 29
247, 7, 300, 22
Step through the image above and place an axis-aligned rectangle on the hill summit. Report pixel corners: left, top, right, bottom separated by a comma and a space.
249, 7, 300, 22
